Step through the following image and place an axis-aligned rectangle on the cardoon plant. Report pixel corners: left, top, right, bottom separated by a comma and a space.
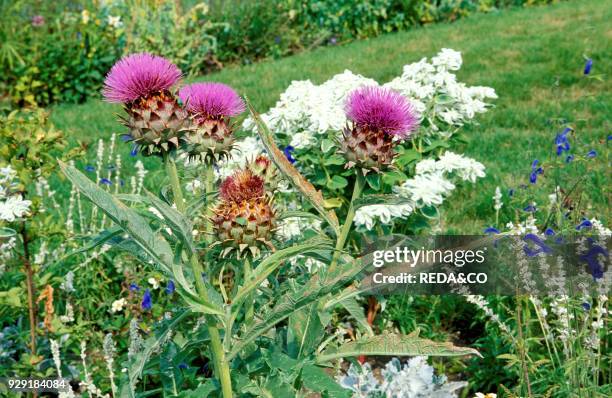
212, 168, 275, 258
103, 53, 189, 156
179, 82, 245, 163
341, 86, 419, 172
61, 54, 480, 397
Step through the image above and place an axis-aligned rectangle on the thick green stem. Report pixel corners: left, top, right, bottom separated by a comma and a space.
163, 154, 233, 397
328, 172, 365, 274
204, 165, 215, 245
243, 257, 254, 325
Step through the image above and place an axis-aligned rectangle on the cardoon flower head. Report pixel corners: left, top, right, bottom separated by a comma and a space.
341, 86, 419, 172
212, 168, 275, 258
103, 53, 181, 104
179, 83, 245, 118
346, 86, 418, 138
178, 82, 245, 162
219, 169, 264, 203
103, 53, 189, 156
249, 155, 278, 190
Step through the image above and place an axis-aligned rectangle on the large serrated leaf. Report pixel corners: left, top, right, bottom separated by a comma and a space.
247, 99, 340, 236
232, 237, 332, 308
316, 331, 481, 363
287, 303, 324, 359
302, 364, 352, 398
145, 190, 195, 253
353, 194, 412, 210
60, 161, 175, 274
228, 253, 361, 360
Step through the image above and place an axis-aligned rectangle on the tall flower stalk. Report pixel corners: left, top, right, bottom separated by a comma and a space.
103, 54, 235, 397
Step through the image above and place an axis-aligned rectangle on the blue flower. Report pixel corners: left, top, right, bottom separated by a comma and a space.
165, 280, 175, 295
576, 218, 593, 231
484, 227, 500, 234
581, 302, 591, 311
580, 244, 607, 280
529, 159, 543, 184
607, 135, 611, 141
178, 362, 188, 370
544, 228, 555, 236
508, 188, 514, 197
586, 150, 597, 158
523, 233, 553, 257
554, 128, 571, 156
120, 134, 132, 142
141, 289, 152, 310
120, 179, 125, 186
129, 283, 140, 292
130, 144, 139, 157
283, 145, 296, 164
524, 204, 537, 212
84, 165, 95, 172
583, 58, 593, 75
274, 35, 281, 44
100, 178, 112, 185
565, 155, 574, 163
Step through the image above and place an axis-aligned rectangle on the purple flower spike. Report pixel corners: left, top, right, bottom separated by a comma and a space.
103, 53, 182, 103
584, 59, 593, 75
141, 289, 152, 310
345, 86, 418, 138
178, 82, 245, 118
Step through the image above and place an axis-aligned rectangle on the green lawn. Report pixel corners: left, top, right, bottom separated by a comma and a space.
51, 0, 611, 232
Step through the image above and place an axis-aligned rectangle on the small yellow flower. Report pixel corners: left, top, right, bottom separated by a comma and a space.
81, 10, 90, 24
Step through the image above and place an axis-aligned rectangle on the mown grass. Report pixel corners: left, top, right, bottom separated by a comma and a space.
50, 0, 611, 233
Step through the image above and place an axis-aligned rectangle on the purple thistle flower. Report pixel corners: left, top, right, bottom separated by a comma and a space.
586, 150, 597, 158
345, 86, 418, 138
283, 145, 296, 164
141, 289, 152, 310
178, 82, 245, 118
31, 15, 45, 27
103, 53, 182, 103
584, 59, 593, 75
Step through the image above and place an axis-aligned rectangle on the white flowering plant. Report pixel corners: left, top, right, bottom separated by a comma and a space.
238, 48, 493, 236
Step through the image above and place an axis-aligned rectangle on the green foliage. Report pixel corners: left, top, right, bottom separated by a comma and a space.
125, 1, 222, 77
2, 0, 560, 107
